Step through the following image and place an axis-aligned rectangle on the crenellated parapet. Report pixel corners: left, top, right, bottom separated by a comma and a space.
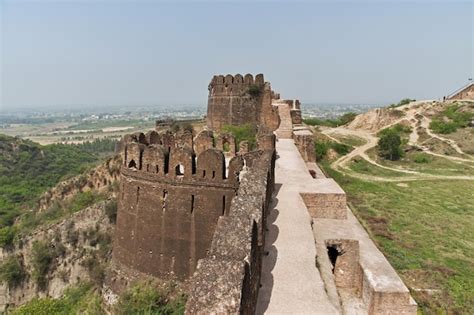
207, 73, 280, 131
113, 129, 276, 283
208, 73, 265, 97
122, 131, 242, 187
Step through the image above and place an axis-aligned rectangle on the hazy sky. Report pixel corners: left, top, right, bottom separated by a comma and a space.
1, 0, 473, 110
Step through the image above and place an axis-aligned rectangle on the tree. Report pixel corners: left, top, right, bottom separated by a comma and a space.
378, 130, 403, 161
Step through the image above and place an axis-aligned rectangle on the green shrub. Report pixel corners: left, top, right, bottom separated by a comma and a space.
0, 226, 15, 248
82, 255, 105, 287
115, 281, 186, 315
69, 191, 103, 213
413, 153, 431, 164
12, 283, 104, 315
430, 120, 459, 134
330, 142, 352, 155
221, 124, 257, 150
31, 241, 56, 290
247, 84, 261, 97
0, 256, 26, 289
105, 199, 118, 223
388, 98, 415, 108
378, 129, 403, 161
378, 123, 411, 137
315, 142, 330, 160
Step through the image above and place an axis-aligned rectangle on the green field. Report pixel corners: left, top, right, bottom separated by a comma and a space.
322, 162, 474, 313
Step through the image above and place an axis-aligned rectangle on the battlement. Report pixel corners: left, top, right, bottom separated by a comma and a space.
207, 73, 280, 131
209, 73, 266, 97
113, 129, 276, 281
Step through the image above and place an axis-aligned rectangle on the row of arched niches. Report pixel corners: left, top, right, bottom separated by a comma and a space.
122, 130, 246, 185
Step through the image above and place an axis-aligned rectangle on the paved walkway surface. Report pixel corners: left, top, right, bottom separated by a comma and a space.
274, 104, 293, 139
256, 139, 339, 314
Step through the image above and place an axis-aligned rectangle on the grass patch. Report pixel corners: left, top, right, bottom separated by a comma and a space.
320, 161, 474, 313
388, 98, 415, 108
17, 191, 106, 237
429, 104, 473, 134
115, 280, 186, 315
315, 140, 353, 160
304, 112, 357, 127
221, 124, 256, 150
11, 282, 104, 315
348, 158, 407, 178
329, 134, 367, 147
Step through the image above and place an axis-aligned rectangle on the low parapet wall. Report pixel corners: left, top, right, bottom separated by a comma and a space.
303, 168, 417, 314
185, 150, 275, 314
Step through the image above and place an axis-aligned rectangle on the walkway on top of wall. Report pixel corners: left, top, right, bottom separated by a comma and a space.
256, 139, 339, 314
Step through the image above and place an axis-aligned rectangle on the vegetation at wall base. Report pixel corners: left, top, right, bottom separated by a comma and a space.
315, 140, 353, 160
11, 283, 104, 315
115, 280, 186, 315
221, 124, 257, 150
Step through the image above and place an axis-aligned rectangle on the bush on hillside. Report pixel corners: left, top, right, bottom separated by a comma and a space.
0, 256, 26, 289
105, 199, 118, 223
378, 129, 403, 161
389, 98, 415, 108
31, 240, 57, 290
115, 281, 186, 315
413, 153, 431, 163
0, 226, 15, 248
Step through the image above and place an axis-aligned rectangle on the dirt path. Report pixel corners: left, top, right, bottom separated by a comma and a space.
420, 115, 472, 158
321, 101, 474, 181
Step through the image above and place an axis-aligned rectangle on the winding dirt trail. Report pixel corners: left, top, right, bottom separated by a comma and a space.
321, 101, 474, 182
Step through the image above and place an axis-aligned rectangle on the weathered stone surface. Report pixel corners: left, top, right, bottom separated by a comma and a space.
300, 186, 347, 220
185, 258, 246, 314
293, 128, 316, 162
207, 74, 280, 131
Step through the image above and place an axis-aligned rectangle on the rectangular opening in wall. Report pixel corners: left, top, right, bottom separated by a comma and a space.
191, 194, 195, 214
222, 195, 226, 216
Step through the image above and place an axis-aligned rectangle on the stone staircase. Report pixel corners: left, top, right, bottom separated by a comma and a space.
275, 104, 293, 139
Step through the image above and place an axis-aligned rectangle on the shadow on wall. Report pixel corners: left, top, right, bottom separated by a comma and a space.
256, 183, 282, 314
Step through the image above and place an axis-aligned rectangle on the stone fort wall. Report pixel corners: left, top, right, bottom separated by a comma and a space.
185, 148, 275, 314
207, 73, 280, 131
113, 129, 275, 283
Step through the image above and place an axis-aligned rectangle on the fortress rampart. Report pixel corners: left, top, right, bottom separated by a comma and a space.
186, 149, 275, 314
112, 129, 276, 283
207, 73, 280, 131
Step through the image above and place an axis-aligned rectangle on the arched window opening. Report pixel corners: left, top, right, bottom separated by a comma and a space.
175, 164, 184, 176
212, 170, 216, 179
156, 165, 160, 173
128, 160, 137, 169
202, 170, 206, 178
